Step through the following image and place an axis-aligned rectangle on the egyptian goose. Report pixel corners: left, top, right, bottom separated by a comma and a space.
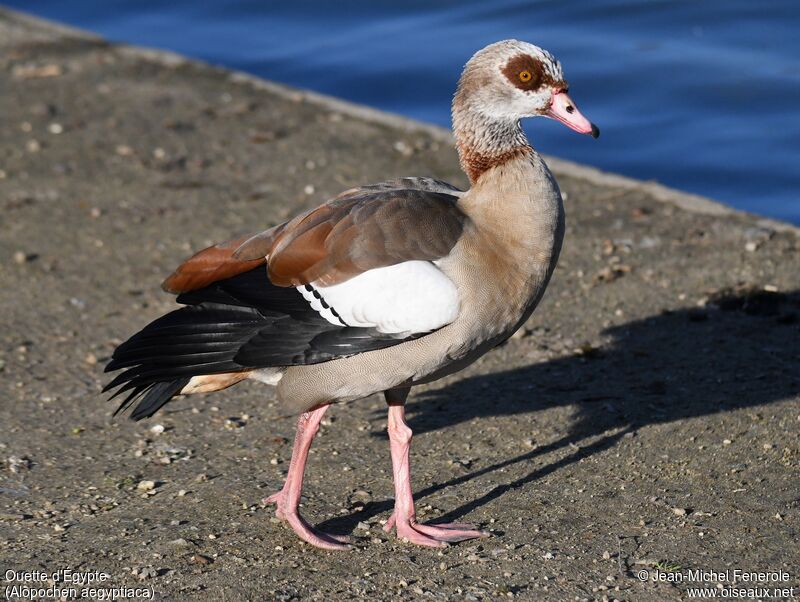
105, 40, 598, 550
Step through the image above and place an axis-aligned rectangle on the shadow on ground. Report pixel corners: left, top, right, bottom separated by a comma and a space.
318, 287, 800, 534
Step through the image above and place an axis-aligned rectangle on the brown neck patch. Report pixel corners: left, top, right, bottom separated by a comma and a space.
501, 54, 566, 92
457, 141, 532, 184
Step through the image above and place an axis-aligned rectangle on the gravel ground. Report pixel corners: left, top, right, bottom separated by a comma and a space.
0, 9, 798, 602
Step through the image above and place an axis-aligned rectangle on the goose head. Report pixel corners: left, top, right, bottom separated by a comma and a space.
454, 39, 599, 138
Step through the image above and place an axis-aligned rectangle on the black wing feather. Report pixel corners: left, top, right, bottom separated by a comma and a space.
105, 267, 421, 419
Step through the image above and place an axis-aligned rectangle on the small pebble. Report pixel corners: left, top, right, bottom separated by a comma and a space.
191, 554, 212, 565
137, 480, 156, 492
168, 538, 190, 547
136, 567, 157, 580
393, 140, 413, 156
13, 63, 63, 79
7, 456, 32, 473
224, 418, 245, 430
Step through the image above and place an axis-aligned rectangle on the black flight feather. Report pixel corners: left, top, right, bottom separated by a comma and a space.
105, 267, 421, 420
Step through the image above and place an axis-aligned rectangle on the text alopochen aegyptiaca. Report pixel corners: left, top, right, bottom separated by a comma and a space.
105, 40, 599, 550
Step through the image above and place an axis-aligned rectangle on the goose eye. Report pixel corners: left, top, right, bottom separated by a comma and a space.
519, 70, 532, 82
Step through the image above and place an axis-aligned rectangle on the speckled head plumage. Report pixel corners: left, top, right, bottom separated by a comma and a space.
452, 40, 599, 183
454, 40, 568, 120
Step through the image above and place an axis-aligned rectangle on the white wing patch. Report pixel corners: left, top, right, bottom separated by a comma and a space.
296, 261, 459, 335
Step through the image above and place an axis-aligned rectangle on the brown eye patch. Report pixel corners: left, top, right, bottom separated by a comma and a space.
502, 54, 565, 92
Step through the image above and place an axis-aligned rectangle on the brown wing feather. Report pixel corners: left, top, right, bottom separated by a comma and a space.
231, 222, 287, 262
163, 178, 466, 293
259, 185, 467, 287
161, 233, 265, 294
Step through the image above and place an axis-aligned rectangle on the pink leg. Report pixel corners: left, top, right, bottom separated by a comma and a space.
263, 404, 350, 550
383, 401, 489, 547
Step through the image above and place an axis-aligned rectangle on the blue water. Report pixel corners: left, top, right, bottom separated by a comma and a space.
11, 1, 800, 222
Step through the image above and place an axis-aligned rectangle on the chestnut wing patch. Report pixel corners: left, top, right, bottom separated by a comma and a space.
162, 178, 466, 294
237, 178, 468, 287
162, 232, 268, 294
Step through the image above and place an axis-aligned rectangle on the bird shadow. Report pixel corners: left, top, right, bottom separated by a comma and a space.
317, 286, 799, 535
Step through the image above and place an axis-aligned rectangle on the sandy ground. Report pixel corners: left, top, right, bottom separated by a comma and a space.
0, 9, 798, 602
